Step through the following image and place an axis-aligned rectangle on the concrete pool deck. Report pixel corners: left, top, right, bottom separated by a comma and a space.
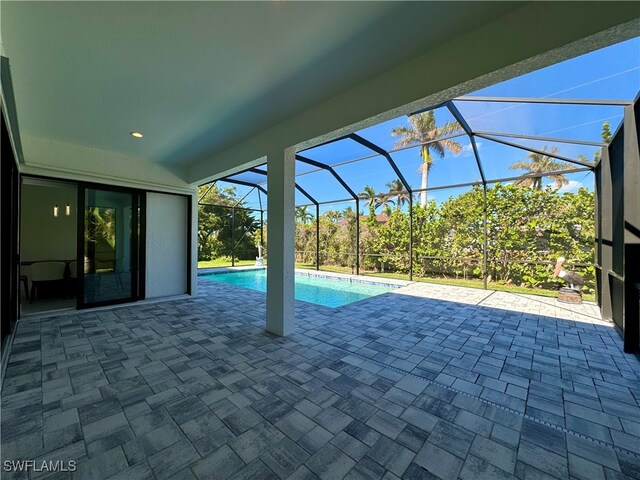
1, 277, 639, 479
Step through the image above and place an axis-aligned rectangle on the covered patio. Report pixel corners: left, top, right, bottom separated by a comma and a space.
2, 277, 638, 479
2, 3, 640, 480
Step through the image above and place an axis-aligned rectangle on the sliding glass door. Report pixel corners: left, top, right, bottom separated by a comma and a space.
79, 186, 142, 308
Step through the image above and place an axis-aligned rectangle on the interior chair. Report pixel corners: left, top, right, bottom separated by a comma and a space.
29, 261, 66, 302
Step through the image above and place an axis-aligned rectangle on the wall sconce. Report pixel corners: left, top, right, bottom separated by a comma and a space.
65, 204, 71, 216
53, 204, 59, 217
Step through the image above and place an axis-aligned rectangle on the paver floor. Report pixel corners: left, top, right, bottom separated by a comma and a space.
2, 276, 639, 479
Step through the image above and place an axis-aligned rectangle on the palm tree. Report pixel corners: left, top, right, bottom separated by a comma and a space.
375, 194, 395, 216
386, 180, 410, 211
391, 111, 462, 206
295, 205, 313, 224
360, 185, 378, 217
509, 147, 570, 190
323, 210, 342, 223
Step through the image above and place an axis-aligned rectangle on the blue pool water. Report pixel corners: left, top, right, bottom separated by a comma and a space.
201, 269, 397, 308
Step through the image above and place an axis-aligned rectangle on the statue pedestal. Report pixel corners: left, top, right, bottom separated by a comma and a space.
557, 287, 582, 304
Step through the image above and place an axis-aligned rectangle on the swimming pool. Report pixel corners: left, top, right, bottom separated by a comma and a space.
201, 269, 398, 308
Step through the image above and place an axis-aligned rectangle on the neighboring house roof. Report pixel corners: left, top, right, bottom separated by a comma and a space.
336, 214, 389, 226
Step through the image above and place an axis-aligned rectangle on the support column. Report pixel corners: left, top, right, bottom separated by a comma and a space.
409, 195, 413, 281
231, 207, 235, 267
483, 184, 488, 290
315, 203, 320, 271
267, 148, 296, 336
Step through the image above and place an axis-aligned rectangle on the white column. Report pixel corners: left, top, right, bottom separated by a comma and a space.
190, 191, 199, 296
266, 148, 296, 336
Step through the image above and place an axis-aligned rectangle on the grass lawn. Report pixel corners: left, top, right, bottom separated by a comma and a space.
198, 258, 259, 268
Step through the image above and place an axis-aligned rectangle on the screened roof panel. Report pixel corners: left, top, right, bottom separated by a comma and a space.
478, 138, 583, 183
225, 170, 267, 186
296, 159, 322, 175
479, 135, 602, 165
295, 168, 353, 203
355, 106, 462, 153
333, 154, 401, 197
295, 188, 314, 206
213, 38, 637, 209
391, 136, 482, 190
453, 99, 624, 144
299, 137, 373, 166
211, 181, 265, 210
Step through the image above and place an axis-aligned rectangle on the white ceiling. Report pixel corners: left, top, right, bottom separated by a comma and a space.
1, 1, 526, 171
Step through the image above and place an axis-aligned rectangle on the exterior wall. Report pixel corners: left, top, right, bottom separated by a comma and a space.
21, 135, 190, 195
145, 192, 189, 299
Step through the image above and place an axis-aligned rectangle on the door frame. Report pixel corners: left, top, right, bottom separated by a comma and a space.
18, 173, 193, 312
1, 109, 20, 360
77, 182, 145, 310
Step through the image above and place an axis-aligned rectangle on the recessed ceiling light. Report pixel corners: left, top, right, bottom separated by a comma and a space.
130, 131, 144, 138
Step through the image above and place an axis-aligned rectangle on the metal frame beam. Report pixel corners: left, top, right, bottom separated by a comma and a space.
446, 101, 487, 286
198, 203, 261, 212
295, 133, 468, 178
234, 164, 322, 272
348, 132, 414, 280
447, 101, 486, 184
198, 181, 216, 202
349, 133, 412, 193
221, 177, 268, 195
296, 154, 360, 274
472, 130, 607, 147
232, 187, 255, 208
295, 155, 358, 199
476, 133, 595, 169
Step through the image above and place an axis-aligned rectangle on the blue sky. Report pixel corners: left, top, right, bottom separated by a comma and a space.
220, 37, 639, 215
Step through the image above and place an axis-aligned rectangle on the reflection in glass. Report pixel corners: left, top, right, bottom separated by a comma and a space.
83, 189, 134, 304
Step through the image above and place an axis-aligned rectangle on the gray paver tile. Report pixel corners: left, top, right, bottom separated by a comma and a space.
261, 437, 309, 478
229, 421, 285, 463
73, 446, 128, 480
4, 278, 639, 480
469, 435, 517, 474
306, 443, 356, 480
414, 442, 463, 480
148, 438, 200, 480
192, 444, 244, 480
366, 436, 415, 477
517, 440, 569, 479
366, 411, 407, 439
459, 455, 517, 480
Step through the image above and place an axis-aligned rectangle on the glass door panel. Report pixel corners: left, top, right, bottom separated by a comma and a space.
81, 187, 138, 306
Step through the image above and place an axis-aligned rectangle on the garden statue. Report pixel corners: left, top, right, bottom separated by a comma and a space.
255, 244, 264, 266
553, 256, 584, 304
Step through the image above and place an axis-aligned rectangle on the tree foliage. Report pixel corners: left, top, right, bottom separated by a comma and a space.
198, 184, 259, 261
509, 147, 570, 189
291, 183, 595, 293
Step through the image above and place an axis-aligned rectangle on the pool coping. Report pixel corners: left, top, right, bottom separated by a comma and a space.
197, 266, 412, 288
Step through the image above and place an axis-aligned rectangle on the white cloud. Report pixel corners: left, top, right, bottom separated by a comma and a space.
557, 180, 583, 193
461, 141, 482, 154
